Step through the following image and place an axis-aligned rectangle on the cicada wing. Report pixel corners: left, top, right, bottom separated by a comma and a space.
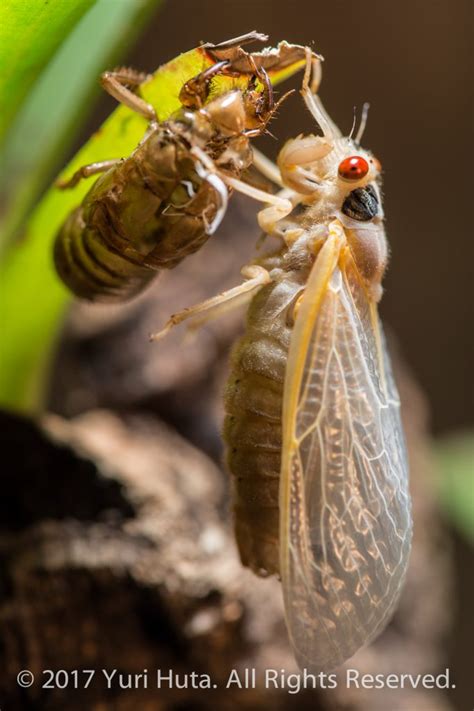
280, 227, 412, 671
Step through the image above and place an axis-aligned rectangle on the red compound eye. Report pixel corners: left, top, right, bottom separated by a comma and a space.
338, 155, 369, 181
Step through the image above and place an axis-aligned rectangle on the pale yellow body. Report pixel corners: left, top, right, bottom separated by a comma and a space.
222, 50, 411, 671
156, 48, 411, 671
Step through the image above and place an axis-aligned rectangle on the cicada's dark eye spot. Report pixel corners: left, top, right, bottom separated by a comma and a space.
338, 155, 369, 181
342, 184, 379, 221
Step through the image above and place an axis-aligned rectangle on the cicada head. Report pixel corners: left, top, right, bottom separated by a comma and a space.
278, 122, 383, 219
322, 132, 387, 300
277, 54, 388, 299
332, 131, 387, 299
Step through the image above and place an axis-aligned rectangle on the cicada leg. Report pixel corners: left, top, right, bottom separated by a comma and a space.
193, 145, 304, 237
257, 199, 297, 234
242, 61, 294, 137
179, 60, 231, 109
300, 47, 340, 140
100, 68, 157, 122
191, 145, 292, 213
150, 265, 272, 342
204, 31, 268, 52
252, 148, 284, 188
241, 61, 275, 133
56, 159, 121, 190
248, 148, 313, 236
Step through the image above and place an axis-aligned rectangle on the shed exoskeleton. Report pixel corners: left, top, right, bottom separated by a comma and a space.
54, 33, 302, 302
153, 48, 412, 672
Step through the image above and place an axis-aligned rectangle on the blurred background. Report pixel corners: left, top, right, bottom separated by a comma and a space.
0, 1, 472, 709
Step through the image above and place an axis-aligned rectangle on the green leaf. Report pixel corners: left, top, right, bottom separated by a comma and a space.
435, 432, 474, 543
0, 0, 162, 414
0, 0, 96, 141
0, 36, 306, 414
0, 0, 161, 255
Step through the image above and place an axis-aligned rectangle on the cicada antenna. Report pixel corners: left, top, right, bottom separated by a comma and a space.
179, 60, 231, 109
355, 102, 370, 145
348, 106, 358, 140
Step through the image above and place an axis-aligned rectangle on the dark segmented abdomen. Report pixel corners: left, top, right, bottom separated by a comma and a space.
54, 127, 224, 302
54, 205, 155, 301
223, 271, 304, 575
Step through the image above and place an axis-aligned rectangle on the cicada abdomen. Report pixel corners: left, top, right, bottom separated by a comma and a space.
54, 33, 306, 303
224, 269, 305, 575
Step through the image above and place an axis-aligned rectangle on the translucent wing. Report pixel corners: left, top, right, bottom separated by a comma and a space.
280, 226, 412, 671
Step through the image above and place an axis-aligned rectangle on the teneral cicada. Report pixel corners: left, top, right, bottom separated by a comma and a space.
154, 48, 412, 671
54, 32, 305, 303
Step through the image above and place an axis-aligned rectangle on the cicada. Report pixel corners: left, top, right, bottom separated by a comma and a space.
54, 32, 305, 303
153, 49, 412, 671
